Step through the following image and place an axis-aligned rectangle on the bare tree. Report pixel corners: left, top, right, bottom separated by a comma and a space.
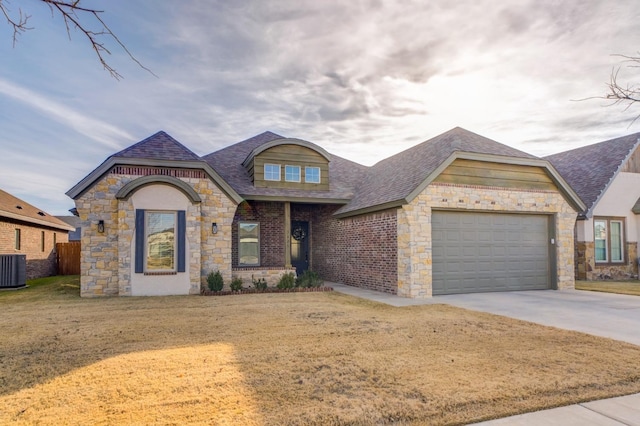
602, 53, 640, 124
1, 0, 155, 79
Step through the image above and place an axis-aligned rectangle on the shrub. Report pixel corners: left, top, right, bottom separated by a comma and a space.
207, 270, 224, 292
230, 277, 243, 292
252, 275, 268, 291
277, 272, 296, 290
296, 270, 323, 288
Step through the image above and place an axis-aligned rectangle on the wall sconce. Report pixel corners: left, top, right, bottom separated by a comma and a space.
211, 222, 218, 234
97, 220, 105, 233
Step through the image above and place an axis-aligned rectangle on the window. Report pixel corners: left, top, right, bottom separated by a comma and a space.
264, 164, 281, 181
285, 165, 301, 182
239, 222, 260, 266
594, 218, 624, 263
41, 231, 45, 252
305, 166, 321, 183
135, 209, 186, 274
53, 233, 57, 252
15, 229, 20, 250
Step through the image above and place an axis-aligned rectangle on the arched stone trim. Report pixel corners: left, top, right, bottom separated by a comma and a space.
115, 175, 201, 203
242, 138, 332, 167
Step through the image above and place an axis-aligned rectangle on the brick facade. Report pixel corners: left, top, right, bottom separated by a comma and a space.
313, 205, 398, 294
232, 201, 286, 268
0, 218, 69, 279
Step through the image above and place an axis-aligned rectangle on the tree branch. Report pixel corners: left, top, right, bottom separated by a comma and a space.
1, 0, 156, 79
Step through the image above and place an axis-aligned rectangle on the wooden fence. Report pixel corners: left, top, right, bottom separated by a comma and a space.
56, 242, 81, 275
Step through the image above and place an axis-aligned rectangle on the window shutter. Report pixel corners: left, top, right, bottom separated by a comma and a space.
177, 210, 186, 272
135, 209, 145, 273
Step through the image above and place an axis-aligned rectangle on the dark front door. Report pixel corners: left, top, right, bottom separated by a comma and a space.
291, 221, 309, 275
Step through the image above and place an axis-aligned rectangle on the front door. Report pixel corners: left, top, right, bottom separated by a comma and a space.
291, 221, 309, 275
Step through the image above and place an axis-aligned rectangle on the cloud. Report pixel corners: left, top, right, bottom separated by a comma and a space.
0, 78, 133, 149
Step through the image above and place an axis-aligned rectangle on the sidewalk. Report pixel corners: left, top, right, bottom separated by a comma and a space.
328, 282, 640, 425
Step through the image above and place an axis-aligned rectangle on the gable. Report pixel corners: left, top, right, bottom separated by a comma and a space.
433, 159, 557, 191
620, 144, 640, 173
246, 144, 330, 191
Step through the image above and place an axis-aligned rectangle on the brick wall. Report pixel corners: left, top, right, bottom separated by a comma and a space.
232, 201, 285, 267
313, 205, 398, 294
0, 218, 69, 279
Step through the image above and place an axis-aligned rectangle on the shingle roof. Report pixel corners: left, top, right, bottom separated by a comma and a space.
202, 132, 369, 201
0, 189, 75, 231
336, 127, 537, 215
112, 131, 200, 161
544, 133, 640, 214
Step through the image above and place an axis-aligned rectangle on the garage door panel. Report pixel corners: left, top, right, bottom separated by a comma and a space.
432, 211, 551, 295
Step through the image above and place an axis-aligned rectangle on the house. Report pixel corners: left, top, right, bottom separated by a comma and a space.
0, 188, 74, 279
545, 132, 640, 280
67, 128, 584, 298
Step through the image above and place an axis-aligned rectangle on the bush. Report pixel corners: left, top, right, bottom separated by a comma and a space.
230, 277, 243, 292
277, 272, 296, 290
296, 270, 323, 288
207, 270, 224, 292
252, 275, 268, 291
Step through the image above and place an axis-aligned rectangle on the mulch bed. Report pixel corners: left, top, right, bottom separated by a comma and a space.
201, 286, 333, 296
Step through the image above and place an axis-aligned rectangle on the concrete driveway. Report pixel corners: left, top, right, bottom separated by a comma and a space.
434, 289, 640, 346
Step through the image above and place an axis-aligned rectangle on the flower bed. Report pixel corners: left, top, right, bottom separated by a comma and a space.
201, 286, 333, 296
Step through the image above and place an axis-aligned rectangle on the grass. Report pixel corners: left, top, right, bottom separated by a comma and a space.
576, 280, 640, 296
2, 276, 640, 425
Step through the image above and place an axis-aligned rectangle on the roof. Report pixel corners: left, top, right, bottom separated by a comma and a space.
202, 132, 369, 202
55, 215, 82, 240
0, 189, 75, 231
112, 131, 200, 161
544, 132, 640, 216
335, 127, 543, 216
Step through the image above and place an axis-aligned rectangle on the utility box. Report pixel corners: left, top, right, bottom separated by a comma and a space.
0, 254, 27, 288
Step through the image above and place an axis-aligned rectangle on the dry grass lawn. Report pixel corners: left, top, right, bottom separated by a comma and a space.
576, 280, 640, 296
2, 276, 640, 425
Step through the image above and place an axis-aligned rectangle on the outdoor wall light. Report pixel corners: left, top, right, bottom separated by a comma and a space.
212, 222, 218, 234
97, 220, 105, 233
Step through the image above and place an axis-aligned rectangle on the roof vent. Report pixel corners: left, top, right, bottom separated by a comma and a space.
16, 205, 22, 209
37, 211, 45, 216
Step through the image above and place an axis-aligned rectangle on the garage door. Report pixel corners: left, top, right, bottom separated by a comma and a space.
432, 211, 551, 295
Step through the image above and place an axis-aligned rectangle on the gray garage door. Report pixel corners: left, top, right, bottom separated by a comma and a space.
432, 211, 551, 295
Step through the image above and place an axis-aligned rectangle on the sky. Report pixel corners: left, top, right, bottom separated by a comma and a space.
1, 0, 640, 215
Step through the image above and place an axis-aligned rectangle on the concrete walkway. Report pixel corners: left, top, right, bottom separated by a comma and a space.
328, 283, 640, 425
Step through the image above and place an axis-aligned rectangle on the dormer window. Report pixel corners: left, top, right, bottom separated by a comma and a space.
305, 167, 321, 184
285, 165, 301, 182
264, 164, 281, 181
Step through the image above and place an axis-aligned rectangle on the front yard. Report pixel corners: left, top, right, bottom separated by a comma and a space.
2, 276, 640, 425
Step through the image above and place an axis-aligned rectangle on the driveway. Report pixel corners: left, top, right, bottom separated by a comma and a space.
434, 290, 640, 346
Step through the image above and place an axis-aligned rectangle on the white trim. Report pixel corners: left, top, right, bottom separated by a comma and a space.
264, 163, 281, 181
144, 210, 177, 273
285, 165, 301, 182
304, 166, 321, 184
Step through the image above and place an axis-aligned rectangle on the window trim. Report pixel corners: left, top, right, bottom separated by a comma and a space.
594, 217, 626, 264
15, 229, 21, 251
304, 166, 321, 184
238, 221, 260, 266
264, 163, 281, 181
145, 210, 178, 273
41, 231, 45, 252
135, 209, 186, 274
285, 165, 301, 182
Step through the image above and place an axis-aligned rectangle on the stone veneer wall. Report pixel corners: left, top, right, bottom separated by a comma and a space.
313, 205, 398, 294
576, 241, 638, 280
75, 171, 237, 297
397, 183, 578, 298
0, 218, 69, 279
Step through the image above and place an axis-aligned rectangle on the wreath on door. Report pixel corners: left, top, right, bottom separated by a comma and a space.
292, 226, 307, 241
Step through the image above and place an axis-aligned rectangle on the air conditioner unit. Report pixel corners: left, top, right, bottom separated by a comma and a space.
0, 254, 27, 288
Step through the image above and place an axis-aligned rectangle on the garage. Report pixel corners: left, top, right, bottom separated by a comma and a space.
432, 211, 552, 295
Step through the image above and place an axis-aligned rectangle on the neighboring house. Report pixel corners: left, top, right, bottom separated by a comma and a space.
545, 132, 640, 280
0, 189, 74, 279
55, 215, 82, 241
67, 128, 584, 298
